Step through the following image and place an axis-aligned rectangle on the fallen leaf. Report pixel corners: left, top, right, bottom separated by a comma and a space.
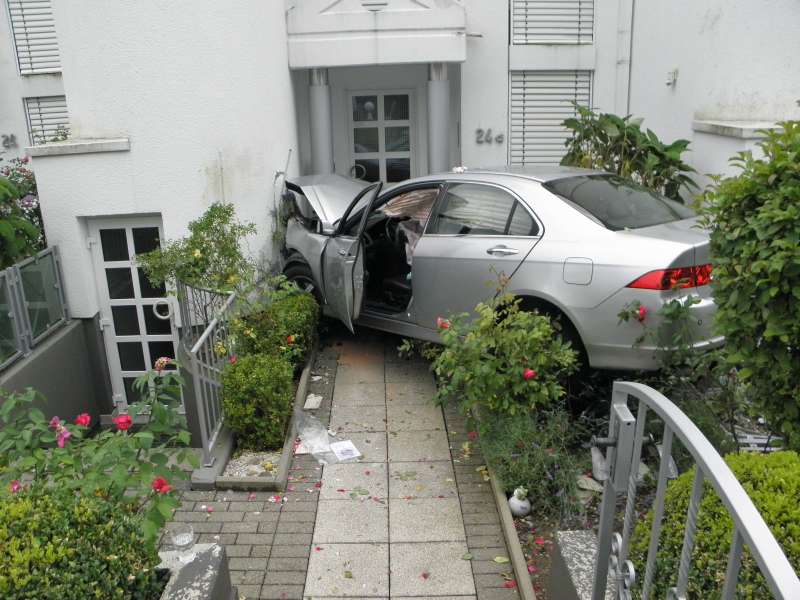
462, 553, 473, 560
344, 570, 353, 579
494, 556, 510, 564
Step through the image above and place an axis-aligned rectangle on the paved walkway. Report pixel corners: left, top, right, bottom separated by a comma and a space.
171, 330, 521, 600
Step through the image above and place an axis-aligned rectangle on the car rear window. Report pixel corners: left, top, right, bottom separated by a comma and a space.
543, 174, 695, 230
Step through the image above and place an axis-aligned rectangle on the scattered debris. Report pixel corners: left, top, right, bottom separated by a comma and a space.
576, 474, 604, 493
222, 450, 281, 478
304, 393, 323, 410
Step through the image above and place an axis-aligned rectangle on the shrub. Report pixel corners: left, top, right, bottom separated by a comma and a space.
0, 177, 43, 268
698, 122, 800, 448
479, 408, 580, 520
234, 290, 318, 367
222, 353, 294, 450
561, 104, 697, 201
629, 451, 800, 599
433, 292, 577, 416
137, 202, 256, 291
0, 491, 162, 600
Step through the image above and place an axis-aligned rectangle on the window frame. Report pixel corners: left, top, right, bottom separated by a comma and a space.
424, 180, 544, 239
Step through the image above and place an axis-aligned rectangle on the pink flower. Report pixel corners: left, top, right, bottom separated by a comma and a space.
75, 413, 91, 427
436, 317, 450, 330
21, 156, 29, 164
503, 580, 517, 589
49, 416, 61, 429
523, 368, 537, 381
152, 477, 172, 494
420, 571, 430, 580
528, 564, 537, 574
467, 431, 478, 440
113, 414, 133, 431
229, 355, 238, 365
154, 356, 172, 372
56, 428, 71, 448
636, 305, 647, 322
10, 480, 21, 494
534, 537, 546, 546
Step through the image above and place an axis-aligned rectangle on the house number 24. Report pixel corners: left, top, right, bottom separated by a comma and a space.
475, 128, 504, 145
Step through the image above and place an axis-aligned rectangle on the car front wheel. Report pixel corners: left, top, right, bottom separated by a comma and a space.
284, 262, 322, 305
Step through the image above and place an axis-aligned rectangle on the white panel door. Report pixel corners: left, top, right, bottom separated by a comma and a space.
88, 217, 179, 409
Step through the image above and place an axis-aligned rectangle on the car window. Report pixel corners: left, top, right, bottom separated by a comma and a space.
544, 174, 695, 231
428, 183, 527, 236
507, 202, 539, 236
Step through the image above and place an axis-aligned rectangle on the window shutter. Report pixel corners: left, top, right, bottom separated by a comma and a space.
24, 96, 69, 145
8, 0, 61, 74
509, 70, 591, 166
511, 0, 594, 45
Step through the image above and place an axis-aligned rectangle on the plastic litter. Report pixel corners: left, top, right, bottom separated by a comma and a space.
294, 409, 360, 465
304, 393, 323, 410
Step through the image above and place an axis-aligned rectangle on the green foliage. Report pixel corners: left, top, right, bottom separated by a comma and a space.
479, 409, 581, 520
562, 104, 697, 201
233, 278, 319, 368
697, 122, 800, 448
137, 202, 256, 292
433, 292, 577, 416
0, 490, 162, 600
0, 368, 197, 544
396, 338, 442, 362
629, 451, 800, 599
221, 353, 294, 450
0, 177, 43, 268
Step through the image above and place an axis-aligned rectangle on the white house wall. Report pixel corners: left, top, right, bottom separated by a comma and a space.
31, 0, 299, 318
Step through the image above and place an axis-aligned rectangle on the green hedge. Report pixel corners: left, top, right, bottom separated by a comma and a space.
221, 353, 294, 450
0, 491, 161, 600
235, 292, 318, 368
630, 451, 800, 599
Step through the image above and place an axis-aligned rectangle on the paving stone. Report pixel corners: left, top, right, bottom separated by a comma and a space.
251, 545, 272, 558
389, 497, 466, 542
259, 584, 304, 599
330, 405, 387, 433
238, 533, 274, 545
475, 573, 515, 588
198, 533, 236, 544
276, 520, 315, 534
314, 499, 388, 543
340, 432, 387, 462
269, 544, 311, 558
273, 533, 312, 546
257, 521, 278, 533
320, 462, 388, 499
229, 501, 265, 511
182, 491, 216, 501
208, 511, 246, 522
467, 524, 504, 537
226, 544, 252, 557
334, 362, 384, 385
388, 460, 458, 498
466, 547, 511, 561
461, 502, 494, 515
283, 491, 320, 503
187, 521, 223, 533
390, 541, 475, 596
278, 510, 316, 522
268, 557, 308, 571
467, 534, 506, 548
264, 571, 306, 585
332, 382, 386, 407
385, 381, 436, 405
222, 521, 260, 533
304, 542, 389, 597
237, 584, 261, 599
229, 557, 269, 571
385, 360, 434, 384
471, 560, 510, 574
388, 430, 451, 462
464, 512, 501, 525
476, 587, 521, 600
245, 511, 282, 522
230, 570, 264, 584
386, 403, 445, 432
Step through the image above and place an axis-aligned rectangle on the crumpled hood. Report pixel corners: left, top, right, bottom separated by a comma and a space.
287, 174, 369, 231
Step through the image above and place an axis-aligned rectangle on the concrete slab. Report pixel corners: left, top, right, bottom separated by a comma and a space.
333, 383, 387, 407
388, 430, 451, 462
390, 541, 476, 596
313, 499, 388, 543
335, 362, 385, 385
389, 461, 458, 498
305, 543, 389, 597
386, 382, 436, 405
386, 404, 445, 432
389, 497, 466, 542
321, 462, 389, 500
385, 361, 435, 384
331, 405, 387, 433
341, 432, 388, 462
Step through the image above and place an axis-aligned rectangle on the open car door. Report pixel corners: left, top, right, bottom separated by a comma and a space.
321, 182, 383, 332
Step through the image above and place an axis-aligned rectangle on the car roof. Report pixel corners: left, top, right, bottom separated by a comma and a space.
445, 165, 604, 182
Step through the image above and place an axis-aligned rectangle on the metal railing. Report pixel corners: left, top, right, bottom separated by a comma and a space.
592, 381, 800, 600
0, 246, 68, 371
176, 280, 236, 467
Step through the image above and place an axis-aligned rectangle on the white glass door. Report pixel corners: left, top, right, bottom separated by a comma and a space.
349, 91, 413, 183
88, 217, 179, 408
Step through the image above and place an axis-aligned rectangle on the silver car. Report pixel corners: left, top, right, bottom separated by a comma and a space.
281, 166, 721, 370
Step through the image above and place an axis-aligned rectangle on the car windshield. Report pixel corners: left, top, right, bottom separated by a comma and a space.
544, 174, 695, 230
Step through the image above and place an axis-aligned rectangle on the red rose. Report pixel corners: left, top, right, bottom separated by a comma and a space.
113, 414, 133, 431
229, 354, 238, 365
286, 335, 295, 344
436, 317, 450, 330
523, 368, 537, 381
152, 477, 171, 494
467, 431, 478, 440
636, 305, 647, 322
75, 413, 91, 427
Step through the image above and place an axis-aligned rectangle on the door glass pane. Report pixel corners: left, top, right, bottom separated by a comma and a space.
112, 305, 140, 336
100, 229, 129, 261
132, 227, 161, 255
20, 256, 61, 338
428, 183, 516, 235
118, 342, 145, 371
106, 268, 134, 299
386, 158, 410, 183
148, 341, 176, 369
508, 203, 539, 236
354, 159, 380, 182
352, 96, 378, 121
354, 128, 379, 153
384, 94, 409, 120
385, 127, 410, 152
123, 377, 143, 404
144, 305, 172, 335
138, 268, 166, 298
0, 282, 18, 363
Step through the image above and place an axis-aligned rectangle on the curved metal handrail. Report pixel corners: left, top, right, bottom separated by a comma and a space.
593, 380, 800, 600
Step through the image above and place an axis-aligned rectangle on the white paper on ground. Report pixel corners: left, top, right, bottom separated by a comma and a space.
330, 440, 361, 461
304, 393, 323, 410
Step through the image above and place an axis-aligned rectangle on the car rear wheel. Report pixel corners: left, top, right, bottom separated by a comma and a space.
284, 262, 322, 305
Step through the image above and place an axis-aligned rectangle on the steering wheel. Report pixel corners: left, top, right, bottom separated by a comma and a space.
385, 218, 399, 246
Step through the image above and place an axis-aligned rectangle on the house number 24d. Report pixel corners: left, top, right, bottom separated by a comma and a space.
475, 128, 504, 145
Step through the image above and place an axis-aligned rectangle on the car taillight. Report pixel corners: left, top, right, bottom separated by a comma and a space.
627, 264, 713, 290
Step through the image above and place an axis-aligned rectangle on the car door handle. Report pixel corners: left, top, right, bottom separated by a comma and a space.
486, 245, 519, 256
